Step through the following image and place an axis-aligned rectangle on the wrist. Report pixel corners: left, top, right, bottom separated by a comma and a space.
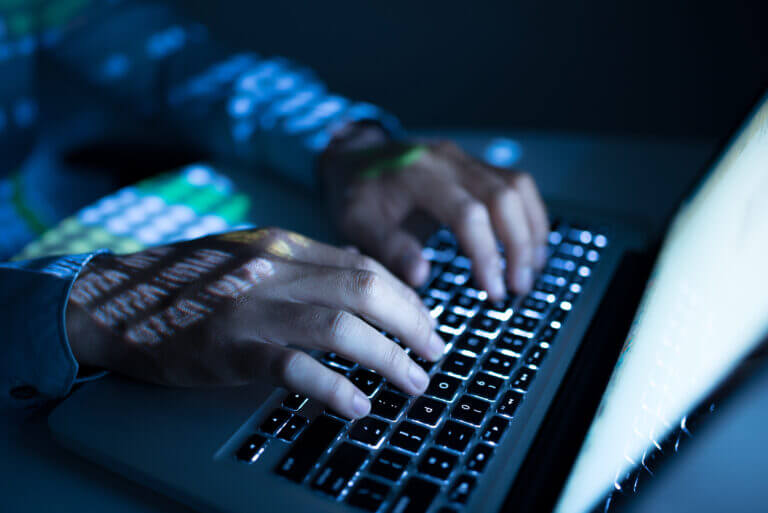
65, 254, 115, 370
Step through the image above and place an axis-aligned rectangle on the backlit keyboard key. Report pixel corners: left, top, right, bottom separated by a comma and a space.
442, 352, 476, 378
346, 477, 391, 512
509, 314, 539, 333
351, 369, 383, 397
408, 397, 446, 427
426, 373, 462, 402
312, 442, 369, 497
276, 414, 308, 442
451, 395, 491, 426
481, 416, 510, 444
389, 421, 430, 453
236, 434, 267, 463
276, 414, 345, 482
392, 477, 440, 513
511, 367, 536, 391
467, 372, 504, 401
470, 315, 502, 336
449, 474, 477, 504
418, 447, 458, 481
438, 310, 466, 330
369, 448, 410, 482
371, 390, 408, 421
435, 420, 475, 453
482, 351, 518, 377
454, 333, 489, 355
525, 346, 548, 368
498, 390, 524, 417
260, 408, 292, 435
466, 443, 494, 473
496, 332, 529, 354
453, 294, 480, 312
282, 393, 308, 411
349, 417, 389, 447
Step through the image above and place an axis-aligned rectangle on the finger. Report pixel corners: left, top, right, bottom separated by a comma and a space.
462, 173, 536, 294
407, 170, 506, 300
281, 265, 445, 361
505, 171, 550, 268
259, 344, 372, 418
343, 201, 430, 288
455, 157, 549, 270
245, 227, 432, 322
291, 235, 433, 323
251, 302, 433, 396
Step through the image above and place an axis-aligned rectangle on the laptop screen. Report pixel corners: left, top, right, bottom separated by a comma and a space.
555, 91, 768, 513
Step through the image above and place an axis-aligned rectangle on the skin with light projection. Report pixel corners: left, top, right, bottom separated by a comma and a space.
66, 228, 443, 419
66, 139, 551, 419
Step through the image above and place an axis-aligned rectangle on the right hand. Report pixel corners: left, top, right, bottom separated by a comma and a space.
65, 227, 445, 419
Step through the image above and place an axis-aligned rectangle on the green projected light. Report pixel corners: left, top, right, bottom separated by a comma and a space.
15, 164, 253, 260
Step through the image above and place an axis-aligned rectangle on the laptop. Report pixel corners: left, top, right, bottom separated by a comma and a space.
48, 87, 768, 513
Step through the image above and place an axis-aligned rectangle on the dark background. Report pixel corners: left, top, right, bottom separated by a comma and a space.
173, 0, 767, 139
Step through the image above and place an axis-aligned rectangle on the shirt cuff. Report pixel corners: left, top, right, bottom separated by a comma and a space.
0, 251, 108, 409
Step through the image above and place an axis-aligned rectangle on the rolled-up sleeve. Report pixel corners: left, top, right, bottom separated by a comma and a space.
0, 252, 106, 409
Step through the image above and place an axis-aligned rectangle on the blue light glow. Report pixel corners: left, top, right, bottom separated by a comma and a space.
101, 53, 130, 80
146, 26, 186, 60
484, 138, 523, 168
228, 95, 255, 118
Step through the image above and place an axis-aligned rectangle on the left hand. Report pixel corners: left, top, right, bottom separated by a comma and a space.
321, 136, 550, 301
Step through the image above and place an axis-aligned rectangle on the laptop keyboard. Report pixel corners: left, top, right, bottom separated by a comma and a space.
234, 222, 608, 512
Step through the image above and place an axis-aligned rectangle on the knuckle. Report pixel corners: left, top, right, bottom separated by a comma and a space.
327, 310, 352, 341
383, 343, 407, 373
350, 269, 380, 299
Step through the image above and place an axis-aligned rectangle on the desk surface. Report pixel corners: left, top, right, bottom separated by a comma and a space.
1, 131, 714, 512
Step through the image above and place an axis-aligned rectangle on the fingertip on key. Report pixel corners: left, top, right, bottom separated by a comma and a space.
428, 332, 447, 360
408, 361, 430, 394
513, 266, 533, 293
351, 390, 371, 418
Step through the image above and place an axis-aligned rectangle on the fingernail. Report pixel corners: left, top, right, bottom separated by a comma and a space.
408, 361, 430, 393
535, 245, 548, 268
514, 266, 533, 292
352, 391, 371, 418
429, 332, 446, 360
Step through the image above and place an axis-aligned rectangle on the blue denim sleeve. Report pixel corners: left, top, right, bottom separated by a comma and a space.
48, 1, 403, 188
0, 252, 108, 409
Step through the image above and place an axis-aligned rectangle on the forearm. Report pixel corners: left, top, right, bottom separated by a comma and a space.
48, 1, 402, 187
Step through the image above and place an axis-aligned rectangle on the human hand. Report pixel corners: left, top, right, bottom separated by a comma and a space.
321, 136, 549, 301
65, 228, 444, 419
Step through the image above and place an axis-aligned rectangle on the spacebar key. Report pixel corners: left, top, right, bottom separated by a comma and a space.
275, 414, 345, 482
